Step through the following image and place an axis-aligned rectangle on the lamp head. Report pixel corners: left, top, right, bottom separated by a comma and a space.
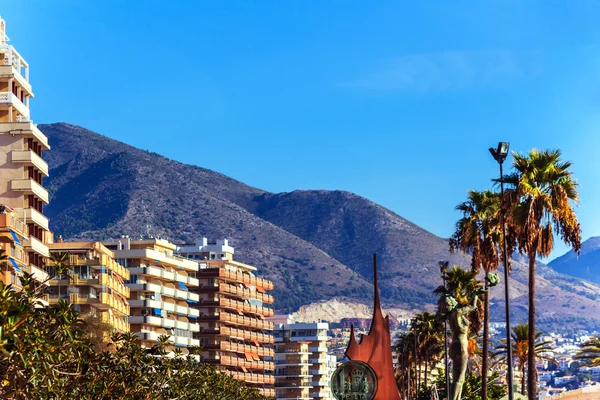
497, 142, 510, 157
489, 142, 510, 163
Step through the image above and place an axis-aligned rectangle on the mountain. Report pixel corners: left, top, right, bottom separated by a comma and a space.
549, 237, 600, 284
40, 123, 600, 329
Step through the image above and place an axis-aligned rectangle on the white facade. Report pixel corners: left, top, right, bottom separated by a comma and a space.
103, 237, 201, 351
269, 315, 337, 400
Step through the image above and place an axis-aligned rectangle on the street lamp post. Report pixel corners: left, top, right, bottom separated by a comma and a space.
489, 142, 514, 400
439, 261, 450, 400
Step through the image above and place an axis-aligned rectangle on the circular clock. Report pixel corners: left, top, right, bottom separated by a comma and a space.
331, 360, 378, 400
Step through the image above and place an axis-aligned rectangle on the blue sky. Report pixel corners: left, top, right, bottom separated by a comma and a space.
4, 1, 600, 260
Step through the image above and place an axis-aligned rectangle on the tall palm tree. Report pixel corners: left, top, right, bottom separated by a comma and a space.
412, 312, 444, 388
503, 149, 581, 398
450, 189, 502, 400
575, 337, 600, 366
493, 323, 555, 396
396, 331, 417, 400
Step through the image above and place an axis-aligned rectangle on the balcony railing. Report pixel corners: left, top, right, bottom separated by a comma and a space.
11, 178, 49, 204
26, 264, 49, 283
0, 91, 29, 119
101, 313, 129, 333
208, 326, 275, 344
226, 370, 275, 385
23, 207, 49, 230
26, 236, 49, 258
274, 378, 313, 388
205, 340, 274, 357
130, 315, 200, 333
11, 150, 48, 176
206, 355, 274, 371
136, 331, 199, 347
130, 265, 198, 287
200, 297, 273, 317
198, 268, 274, 291
200, 311, 274, 331
199, 282, 274, 304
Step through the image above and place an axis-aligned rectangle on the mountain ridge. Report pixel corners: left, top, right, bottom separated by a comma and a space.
40, 123, 600, 329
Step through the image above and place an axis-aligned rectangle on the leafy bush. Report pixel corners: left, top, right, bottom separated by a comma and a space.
0, 273, 267, 399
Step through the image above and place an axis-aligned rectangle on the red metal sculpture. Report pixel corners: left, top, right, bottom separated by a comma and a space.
344, 254, 401, 400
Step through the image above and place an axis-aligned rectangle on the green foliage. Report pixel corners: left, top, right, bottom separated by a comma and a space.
422, 369, 506, 400
575, 336, 600, 367
0, 274, 267, 399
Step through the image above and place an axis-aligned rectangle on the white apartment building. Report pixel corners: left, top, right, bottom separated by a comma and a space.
103, 237, 201, 352
269, 315, 337, 400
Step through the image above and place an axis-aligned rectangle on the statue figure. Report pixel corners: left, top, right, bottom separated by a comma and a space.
437, 270, 499, 400
447, 293, 479, 400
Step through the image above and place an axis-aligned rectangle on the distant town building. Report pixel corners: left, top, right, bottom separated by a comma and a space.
176, 238, 275, 398
268, 314, 337, 400
103, 237, 201, 351
47, 241, 130, 334
0, 17, 52, 288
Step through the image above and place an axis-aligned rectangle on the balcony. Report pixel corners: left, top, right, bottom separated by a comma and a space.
53, 293, 130, 315
275, 378, 313, 388
0, 91, 29, 119
115, 248, 198, 271
0, 121, 50, 150
212, 326, 275, 344
0, 46, 33, 96
11, 178, 48, 204
200, 311, 274, 330
259, 388, 276, 398
204, 340, 274, 357
198, 267, 274, 291
0, 212, 28, 238
25, 236, 49, 258
201, 297, 273, 317
128, 299, 198, 318
101, 313, 129, 333
174, 271, 199, 287
136, 331, 199, 347
11, 149, 48, 176
227, 371, 275, 385
129, 315, 199, 332
25, 263, 49, 283
198, 282, 274, 304
206, 355, 274, 371
22, 208, 49, 230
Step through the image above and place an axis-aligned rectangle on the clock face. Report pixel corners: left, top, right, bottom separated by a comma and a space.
331, 360, 378, 400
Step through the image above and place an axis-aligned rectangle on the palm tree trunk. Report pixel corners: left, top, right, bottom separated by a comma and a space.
527, 251, 537, 400
482, 289, 489, 400
521, 363, 526, 395
424, 358, 428, 389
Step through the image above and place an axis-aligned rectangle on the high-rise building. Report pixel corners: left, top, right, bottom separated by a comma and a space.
0, 204, 48, 289
268, 315, 336, 400
103, 237, 201, 351
46, 241, 130, 333
176, 239, 276, 398
0, 17, 51, 282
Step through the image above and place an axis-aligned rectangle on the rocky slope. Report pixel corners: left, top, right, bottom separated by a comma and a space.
548, 237, 600, 283
40, 123, 600, 329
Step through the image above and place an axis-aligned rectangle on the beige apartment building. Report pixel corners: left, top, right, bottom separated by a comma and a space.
0, 17, 51, 287
176, 239, 276, 398
103, 237, 201, 352
46, 241, 130, 333
269, 315, 336, 400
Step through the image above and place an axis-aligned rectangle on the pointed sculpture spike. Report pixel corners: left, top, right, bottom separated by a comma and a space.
373, 253, 381, 312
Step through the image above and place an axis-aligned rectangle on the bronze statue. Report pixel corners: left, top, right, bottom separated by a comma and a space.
438, 270, 499, 400
447, 293, 478, 400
